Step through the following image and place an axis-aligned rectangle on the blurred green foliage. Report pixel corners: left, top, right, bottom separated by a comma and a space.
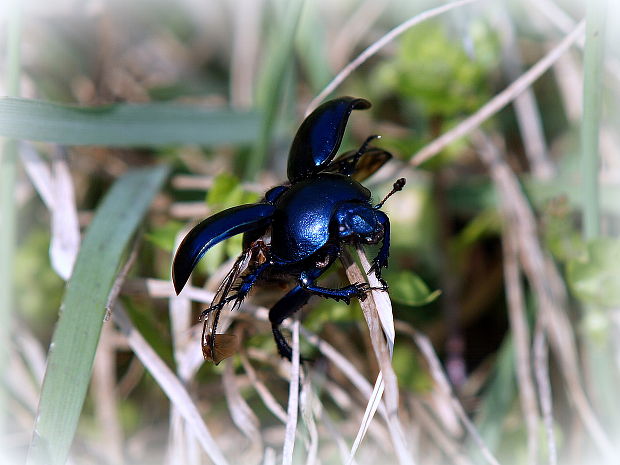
375, 21, 498, 118
14, 229, 64, 335
567, 238, 620, 308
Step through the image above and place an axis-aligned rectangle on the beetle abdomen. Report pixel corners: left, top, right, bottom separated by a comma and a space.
271, 174, 370, 263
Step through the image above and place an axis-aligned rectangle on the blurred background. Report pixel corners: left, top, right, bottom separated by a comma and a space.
2, 0, 620, 464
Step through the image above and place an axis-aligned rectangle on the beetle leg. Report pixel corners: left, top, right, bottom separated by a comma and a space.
367, 210, 390, 286
199, 261, 271, 319
298, 270, 370, 304
269, 285, 313, 361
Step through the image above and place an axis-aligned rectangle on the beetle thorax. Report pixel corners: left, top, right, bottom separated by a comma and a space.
269, 174, 370, 263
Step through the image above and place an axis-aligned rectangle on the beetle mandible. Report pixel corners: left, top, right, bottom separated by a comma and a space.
172, 97, 405, 363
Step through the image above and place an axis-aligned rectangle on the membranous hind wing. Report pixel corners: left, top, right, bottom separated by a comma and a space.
201, 249, 252, 364
202, 236, 271, 364
325, 146, 392, 182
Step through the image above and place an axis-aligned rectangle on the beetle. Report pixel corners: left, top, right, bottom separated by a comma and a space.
172, 97, 405, 363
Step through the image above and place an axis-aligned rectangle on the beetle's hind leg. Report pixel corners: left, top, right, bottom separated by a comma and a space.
269, 285, 313, 361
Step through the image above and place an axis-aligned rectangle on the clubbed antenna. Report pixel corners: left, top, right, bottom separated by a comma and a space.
374, 178, 406, 209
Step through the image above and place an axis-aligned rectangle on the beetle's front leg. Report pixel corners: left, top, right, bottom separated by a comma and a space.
199, 261, 270, 319
298, 271, 370, 304
368, 210, 390, 285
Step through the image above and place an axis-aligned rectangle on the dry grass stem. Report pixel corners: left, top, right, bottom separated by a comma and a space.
19, 144, 80, 280
552, 50, 583, 122
398, 325, 501, 465
494, 9, 552, 179
112, 305, 229, 465
473, 131, 614, 460
530, 0, 620, 82
230, 0, 262, 109
299, 375, 319, 465
92, 324, 124, 465
410, 21, 585, 167
167, 229, 197, 465
341, 249, 413, 465
240, 353, 288, 423
409, 398, 472, 465
306, 0, 481, 114
533, 324, 557, 465
223, 359, 262, 459
282, 319, 301, 465
49, 150, 80, 280
329, 0, 389, 70
501, 231, 540, 465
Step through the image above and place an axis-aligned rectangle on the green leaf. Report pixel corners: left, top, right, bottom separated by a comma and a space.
245, 0, 304, 179
206, 173, 242, 208
385, 270, 441, 307
0, 97, 261, 147
566, 238, 620, 307
144, 220, 185, 252
28, 165, 169, 465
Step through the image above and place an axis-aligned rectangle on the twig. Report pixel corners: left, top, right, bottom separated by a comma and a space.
306, 0, 481, 115
410, 21, 585, 167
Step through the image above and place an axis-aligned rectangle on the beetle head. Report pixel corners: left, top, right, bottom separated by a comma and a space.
335, 205, 383, 245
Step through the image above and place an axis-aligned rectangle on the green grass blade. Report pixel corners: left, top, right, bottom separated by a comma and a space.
581, 0, 607, 239
244, 0, 305, 179
27, 165, 170, 465
0, 97, 261, 147
0, 0, 22, 443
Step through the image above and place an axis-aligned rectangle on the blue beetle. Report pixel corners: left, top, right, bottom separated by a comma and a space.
172, 97, 405, 363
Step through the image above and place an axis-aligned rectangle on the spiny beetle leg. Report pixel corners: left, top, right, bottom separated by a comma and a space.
269, 285, 313, 361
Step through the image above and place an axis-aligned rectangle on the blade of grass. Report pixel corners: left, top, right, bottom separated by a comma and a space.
0, 0, 22, 448
581, 0, 606, 239
244, 0, 305, 180
27, 164, 169, 465
0, 97, 261, 147
578, 0, 620, 448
